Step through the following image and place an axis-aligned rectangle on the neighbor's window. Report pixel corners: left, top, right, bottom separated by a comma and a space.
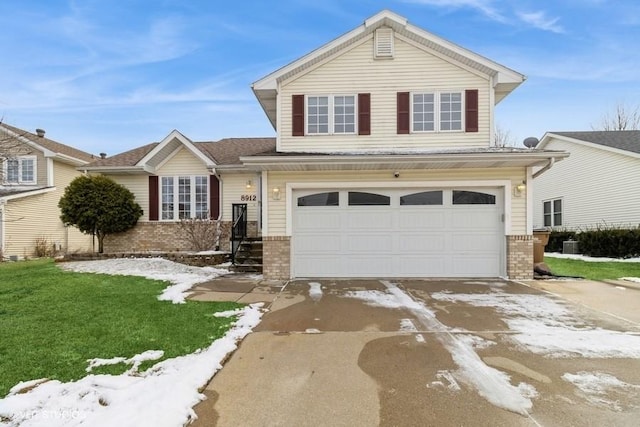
543, 199, 562, 227
161, 176, 208, 220
307, 95, 356, 135
412, 91, 462, 132
4, 156, 36, 184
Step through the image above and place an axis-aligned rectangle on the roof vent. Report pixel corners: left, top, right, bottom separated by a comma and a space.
100, 152, 107, 159
374, 27, 394, 59
35, 128, 46, 138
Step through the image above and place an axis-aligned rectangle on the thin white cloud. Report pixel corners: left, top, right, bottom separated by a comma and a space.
401, 0, 506, 23
517, 10, 564, 33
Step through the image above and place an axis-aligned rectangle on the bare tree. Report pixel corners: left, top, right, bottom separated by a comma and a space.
592, 103, 640, 131
493, 124, 516, 147
0, 120, 34, 181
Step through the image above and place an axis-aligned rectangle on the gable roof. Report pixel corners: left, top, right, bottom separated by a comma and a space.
252, 9, 525, 128
540, 131, 640, 158
0, 122, 95, 164
82, 135, 276, 174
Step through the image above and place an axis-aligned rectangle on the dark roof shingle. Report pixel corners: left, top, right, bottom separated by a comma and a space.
552, 131, 640, 155
0, 123, 95, 162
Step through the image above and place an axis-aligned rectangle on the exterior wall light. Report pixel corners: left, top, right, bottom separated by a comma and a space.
246, 180, 252, 189
514, 181, 526, 197
272, 187, 281, 200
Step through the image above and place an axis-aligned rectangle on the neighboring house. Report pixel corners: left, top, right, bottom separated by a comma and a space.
533, 131, 640, 230
0, 123, 95, 258
86, 10, 569, 280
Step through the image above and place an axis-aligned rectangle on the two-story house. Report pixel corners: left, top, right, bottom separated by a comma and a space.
0, 123, 95, 258
86, 10, 568, 279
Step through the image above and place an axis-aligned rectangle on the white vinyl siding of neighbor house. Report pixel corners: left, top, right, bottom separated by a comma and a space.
279, 35, 490, 152
2, 161, 91, 257
221, 173, 260, 222
264, 168, 526, 235
533, 138, 640, 229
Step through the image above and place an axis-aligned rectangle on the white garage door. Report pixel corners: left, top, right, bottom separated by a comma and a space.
292, 188, 504, 277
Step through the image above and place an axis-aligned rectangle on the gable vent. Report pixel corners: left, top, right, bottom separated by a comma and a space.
374, 27, 394, 59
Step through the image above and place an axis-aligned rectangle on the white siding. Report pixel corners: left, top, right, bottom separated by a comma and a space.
533, 138, 640, 229
107, 175, 149, 220
264, 168, 526, 235
221, 173, 261, 222
3, 161, 92, 257
156, 147, 210, 175
279, 35, 491, 152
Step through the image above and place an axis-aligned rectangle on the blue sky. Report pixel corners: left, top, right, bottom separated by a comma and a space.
1, 0, 639, 155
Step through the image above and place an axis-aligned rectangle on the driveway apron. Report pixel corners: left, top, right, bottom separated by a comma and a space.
191, 278, 640, 427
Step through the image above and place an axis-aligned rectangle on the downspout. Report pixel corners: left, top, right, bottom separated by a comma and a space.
532, 157, 555, 179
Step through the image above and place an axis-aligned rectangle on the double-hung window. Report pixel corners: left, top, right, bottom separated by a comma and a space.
307, 95, 356, 135
412, 91, 463, 132
160, 176, 209, 220
4, 156, 36, 184
543, 199, 562, 227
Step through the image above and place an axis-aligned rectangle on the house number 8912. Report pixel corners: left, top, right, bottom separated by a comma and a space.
240, 194, 257, 201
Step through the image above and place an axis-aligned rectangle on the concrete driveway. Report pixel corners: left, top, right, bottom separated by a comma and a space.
191, 278, 640, 426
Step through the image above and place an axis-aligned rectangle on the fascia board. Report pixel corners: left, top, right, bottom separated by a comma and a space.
541, 133, 640, 160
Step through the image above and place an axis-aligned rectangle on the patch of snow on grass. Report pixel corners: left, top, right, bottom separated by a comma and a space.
545, 253, 640, 263
431, 290, 640, 358
308, 282, 323, 302
0, 304, 264, 427
86, 350, 164, 373
562, 371, 640, 411
620, 277, 640, 283
59, 258, 228, 304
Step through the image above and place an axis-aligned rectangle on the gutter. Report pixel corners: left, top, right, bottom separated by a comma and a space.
532, 157, 555, 179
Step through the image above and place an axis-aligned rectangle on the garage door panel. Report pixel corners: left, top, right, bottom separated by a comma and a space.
295, 234, 341, 253
293, 188, 504, 278
398, 210, 445, 228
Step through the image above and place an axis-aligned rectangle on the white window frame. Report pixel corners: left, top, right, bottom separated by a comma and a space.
3, 155, 37, 185
411, 91, 464, 133
543, 198, 563, 227
159, 175, 209, 221
306, 94, 357, 135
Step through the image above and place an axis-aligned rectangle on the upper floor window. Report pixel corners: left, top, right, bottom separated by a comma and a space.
412, 91, 463, 133
543, 199, 562, 227
307, 95, 356, 135
161, 176, 208, 220
4, 156, 36, 184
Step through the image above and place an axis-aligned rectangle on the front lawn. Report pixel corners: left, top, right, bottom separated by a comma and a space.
544, 256, 640, 281
0, 259, 241, 397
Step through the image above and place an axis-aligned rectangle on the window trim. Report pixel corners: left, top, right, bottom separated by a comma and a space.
410, 90, 464, 133
3, 155, 37, 185
306, 94, 358, 136
159, 175, 210, 221
543, 198, 563, 227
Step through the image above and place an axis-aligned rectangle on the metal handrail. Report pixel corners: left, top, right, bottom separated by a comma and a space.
231, 204, 248, 264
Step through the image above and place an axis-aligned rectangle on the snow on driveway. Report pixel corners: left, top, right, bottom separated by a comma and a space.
0, 258, 264, 427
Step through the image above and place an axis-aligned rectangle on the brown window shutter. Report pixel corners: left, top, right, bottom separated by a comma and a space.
465, 89, 479, 132
292, 94, 305, 136
148, 176, 159, 221
358, 93, 371, 135
397, 92, 410, 134
209, 175, 220, 219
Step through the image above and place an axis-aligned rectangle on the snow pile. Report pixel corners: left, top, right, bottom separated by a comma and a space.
0, 304, 264, 427
86, 350, 164, 374
562, 372, 640, 411
431, 290, 640, 358
59, 258, 229, 303
308, 282, 323, 302
620, 277, 640, 283
343, 289, 410, 309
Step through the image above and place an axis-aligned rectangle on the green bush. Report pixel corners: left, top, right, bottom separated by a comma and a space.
547, 230, 578, 253
576, 226, 640, 258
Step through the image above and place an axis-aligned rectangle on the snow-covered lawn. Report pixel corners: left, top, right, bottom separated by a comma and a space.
0, 258, 265, 427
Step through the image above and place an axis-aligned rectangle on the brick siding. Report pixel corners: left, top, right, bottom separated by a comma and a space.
506, 235, 533, 280
263, 236, 290, 280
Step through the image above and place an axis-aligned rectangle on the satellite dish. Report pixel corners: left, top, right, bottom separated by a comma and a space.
523, 137, 540, 148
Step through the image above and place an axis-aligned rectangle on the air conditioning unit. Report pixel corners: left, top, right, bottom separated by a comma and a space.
563, 241, 580, 254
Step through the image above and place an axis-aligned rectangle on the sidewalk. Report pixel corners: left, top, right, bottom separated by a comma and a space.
521, 278, 640, 326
